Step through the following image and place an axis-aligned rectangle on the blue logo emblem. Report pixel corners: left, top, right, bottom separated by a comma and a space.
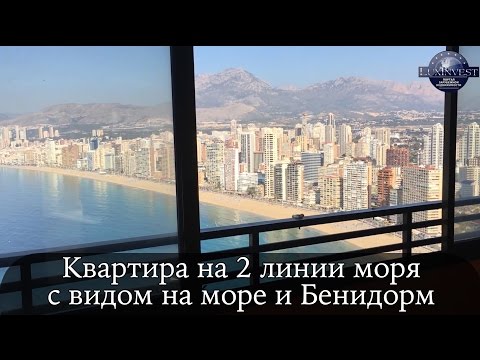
419, 51, 479, 92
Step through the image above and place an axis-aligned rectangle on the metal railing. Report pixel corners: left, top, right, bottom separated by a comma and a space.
1, 197, 480, 314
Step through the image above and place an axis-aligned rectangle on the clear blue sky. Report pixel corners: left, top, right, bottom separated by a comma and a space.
194, 46, 445, 87
0, 46, 172, 114
0, 46, 446, 114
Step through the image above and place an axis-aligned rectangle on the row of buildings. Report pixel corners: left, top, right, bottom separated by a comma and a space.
0, 130, 176, 181
2, 116, 480, 237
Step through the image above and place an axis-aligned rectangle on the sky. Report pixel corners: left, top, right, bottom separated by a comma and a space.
0, 46, 172, 114
0, 46, 449, 114
194, 46, 445, 86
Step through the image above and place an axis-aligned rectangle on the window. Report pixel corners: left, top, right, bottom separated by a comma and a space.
455, 46, 480, 241
194, 46, 444, 252
0, 46, 176, 254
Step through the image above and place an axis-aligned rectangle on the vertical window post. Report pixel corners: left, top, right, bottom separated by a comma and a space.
442, 45, 459, 252
170, 46, 201, 254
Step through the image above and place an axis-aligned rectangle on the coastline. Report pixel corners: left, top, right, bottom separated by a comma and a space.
0, 165, 405, 250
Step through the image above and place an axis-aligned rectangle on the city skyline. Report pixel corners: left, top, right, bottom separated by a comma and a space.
1, 113, 463, 240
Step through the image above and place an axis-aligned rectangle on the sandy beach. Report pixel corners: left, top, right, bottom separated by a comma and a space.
0, 165, 415, 251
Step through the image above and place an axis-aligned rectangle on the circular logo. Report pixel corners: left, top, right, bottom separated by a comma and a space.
419, 51, 479, 92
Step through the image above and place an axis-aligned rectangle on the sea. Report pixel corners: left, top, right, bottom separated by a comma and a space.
0, 167, 355, 256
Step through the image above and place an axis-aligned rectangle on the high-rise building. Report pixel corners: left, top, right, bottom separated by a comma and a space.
205, 141, 225, 189
46, 139, 57, 165
377, 167, 394, 207
104, 152, 115, 171
86, 150, 96, 171
355, 137, 370, 159
89, 138, 99, 151
237, 172, 258, 193
343, 161, 370, 211
135, 148, 151, 178
1, 127, 10, 148
224, 147, 239, 191
157, 143, 175, 180
375, 128, 391, 148
458, 122, 480, 165
61, 144, 80, 168
325, 125, 336, 144
327, 113, 335, 128
286, 161, 304, 204
48, 126, 54, 138
312, 123, 326, 148
253, 151, 263, 172
323, 143, 335, 166
274, 161, 289, 201
459, 180, 479, 198
230, 119, 237, 137
38, 126, 44, 139
240, 132, 255, 173
402, 166, 442, 235
386, 147, 409, 166
263, 130, 278, 198
318, 174, 343, 211
458, 166, 480, 184
301, 151, 324, 183
423, 123, 444, 169
338, 124, 352, 157
375, 143, 388, 166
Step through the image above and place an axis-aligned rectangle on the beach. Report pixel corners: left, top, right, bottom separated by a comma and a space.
0, 165, 420, 251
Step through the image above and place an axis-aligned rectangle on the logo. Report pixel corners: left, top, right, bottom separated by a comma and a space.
419, 51, 479, 92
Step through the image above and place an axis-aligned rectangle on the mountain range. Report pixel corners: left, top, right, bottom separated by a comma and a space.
0, 68, 444, 127
195, 68, 443, 122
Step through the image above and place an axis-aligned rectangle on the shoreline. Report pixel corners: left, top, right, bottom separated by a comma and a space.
0, 165, 409, 251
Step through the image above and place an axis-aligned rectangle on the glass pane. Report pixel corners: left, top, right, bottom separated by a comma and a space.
456, 46, 480, 241
194, 46, 444, 251
0, 46, 177, 254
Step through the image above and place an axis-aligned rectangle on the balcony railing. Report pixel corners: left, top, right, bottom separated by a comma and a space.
1, 198, 479, 314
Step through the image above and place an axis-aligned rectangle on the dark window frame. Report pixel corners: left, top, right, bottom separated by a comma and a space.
171, 45, 476, 254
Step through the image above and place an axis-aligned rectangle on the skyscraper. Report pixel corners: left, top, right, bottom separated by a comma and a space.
263, 129, 278, 198
323, 143, 335, 166
224, 147, 239, 191
230, 119, 237, 137
339, 124, 352, 157
135, 148, 151, 178
458, 122, 480, 165
423, 123, 444, 169
325, 125, 336, 144
205, 140, 225, 189
301, 151, 324, 183
286, 161, 304, 204
318, 174, 343, 211
240, 132, 255, 173
402, 166, 442, 235
375, 128, 391, 148
274, 161, 289, 201
377, 167, 394, 207
343, 161, 370, 211
327, 113, 335, 128
46, 139, 56, 165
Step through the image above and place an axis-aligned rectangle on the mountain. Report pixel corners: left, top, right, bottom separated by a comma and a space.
3, 68, 443, 127
195, 68, 443, 122
5, 103, 172, 127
